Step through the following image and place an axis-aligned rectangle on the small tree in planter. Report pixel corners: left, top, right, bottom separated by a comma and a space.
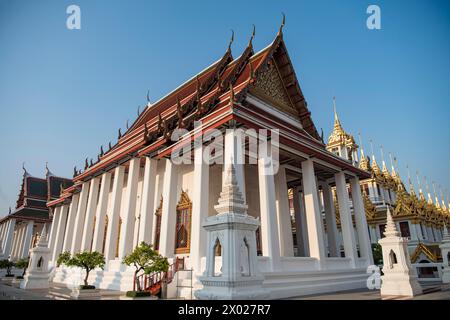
123, 242, 169, 297
57, 251, 71, 267
57, 251, 105, 289
14, 258, 29, 279
0, 259, 15, 277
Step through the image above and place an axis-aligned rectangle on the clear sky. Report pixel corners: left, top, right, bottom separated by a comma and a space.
0, 0, 449, 217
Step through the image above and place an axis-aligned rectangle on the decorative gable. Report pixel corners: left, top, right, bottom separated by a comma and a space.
250, 61, 297, 117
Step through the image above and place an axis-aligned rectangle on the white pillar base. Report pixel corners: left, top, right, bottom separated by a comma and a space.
380, 272, 423, 297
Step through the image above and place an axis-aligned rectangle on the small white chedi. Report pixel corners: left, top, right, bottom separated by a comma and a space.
20, 225, 51, 289
195, 164, 268, 300
439, 224, 450, 283
378, 207, 422, 297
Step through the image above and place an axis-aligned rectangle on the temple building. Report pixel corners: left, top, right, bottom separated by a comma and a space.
0, 165, 72, 261
46, 25, 375, 299
325, 102, 450, 277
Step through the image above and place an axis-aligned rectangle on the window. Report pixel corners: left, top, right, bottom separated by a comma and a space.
101, 215, 108, 254
175, 191, 192, 253
399, 221, 411, 238
363, 184, 370, 196
154, 198, 163, 251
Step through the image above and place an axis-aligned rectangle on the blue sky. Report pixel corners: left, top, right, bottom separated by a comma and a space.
0, 0, 449, 216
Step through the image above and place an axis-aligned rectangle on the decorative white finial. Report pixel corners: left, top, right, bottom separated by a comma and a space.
384, 207, 400, 237
38, 225, 48, 245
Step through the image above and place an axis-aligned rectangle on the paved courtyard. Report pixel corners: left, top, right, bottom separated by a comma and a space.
1, 279, 450, 300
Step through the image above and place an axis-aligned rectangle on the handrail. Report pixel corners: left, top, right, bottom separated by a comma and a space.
133, 257, 184, 293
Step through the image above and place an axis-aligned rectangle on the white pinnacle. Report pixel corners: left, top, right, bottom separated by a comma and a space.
384, 207, 400, 238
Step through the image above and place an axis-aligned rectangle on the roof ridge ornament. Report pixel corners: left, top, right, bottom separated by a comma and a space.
277, 12, 286, 37
248, 24, 256, 48
228, 29, 234, 52
146, 90, 152, 107
22, 162, 29, 177
229, 83, 235, 104
45, 162, 54, 178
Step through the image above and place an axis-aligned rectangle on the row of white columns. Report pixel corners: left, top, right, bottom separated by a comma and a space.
0, 219, 35, 260
49, 156, 168, 265
266, 159, 373, 269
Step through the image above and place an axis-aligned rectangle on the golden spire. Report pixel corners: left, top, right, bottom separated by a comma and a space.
416, 171, 425, 200
358, 132, 369, 171
424, 176, 433, 204
333, 96, 341, 128
327, 97, 356, 149
370, 139, 381, 174
432, 181, 441, 209
389, 152, 396, 176
380, 145, 389, 175
407, 165, 415, 196
439, 185, 447, 211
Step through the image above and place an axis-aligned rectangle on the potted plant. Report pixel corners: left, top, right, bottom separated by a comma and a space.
122, 242, 169, 298
14, 257, 30, 280
57, 251, 105, 299
0, 259, 15, 278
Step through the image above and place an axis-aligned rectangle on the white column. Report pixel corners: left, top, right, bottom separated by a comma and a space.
104, 165, 125, 261
92, 172, 112, 252
81, 177, 100, 252
258, 144, 281, 270
415, 223, 424, 241
138, 157, 158, 244
62, 193, 79, 252
322, 183, 338, 257
119, 157, 141, 259
335, 172, 357, 267
13, 225, 24, 260
52, 204, 69, 262
0, 222, 7, 251
408, 221, 417, 241
48, 207, 61, 256
20, 221, 34, 259
191, 144, 209, 275
223, 129, 246, 202
369, 225, 378, 243
301, 159, 326, 264
71, 182, 90, 254
274, 166, 294, 256
159, 159, 179, 258
293, 188, 309, 256
350, 177, 373, 264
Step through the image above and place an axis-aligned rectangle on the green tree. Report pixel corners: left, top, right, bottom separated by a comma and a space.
56, 251, 71, 267
371, 243, 383, 266
122, 242, 169, 292
0, 259, 15, 277
15, 258, 29, 278
57, 251, 105, 287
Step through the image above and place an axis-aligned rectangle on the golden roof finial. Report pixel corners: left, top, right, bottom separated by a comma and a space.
407, 165, 415, 196
358, 132, 369, 171
432, 181, 440, 208
333, 96, 340, 124
389, 152, 396, 175
424, 176, 433, 204
380, 145, 388, 173
416, 170, 424, 200
439, 185, 447, 210
369, 139, 381, 174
